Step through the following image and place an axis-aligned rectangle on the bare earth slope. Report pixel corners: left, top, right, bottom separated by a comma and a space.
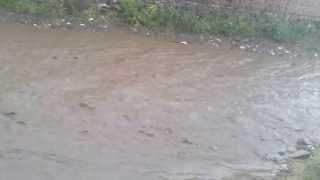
0, 24, 320, 180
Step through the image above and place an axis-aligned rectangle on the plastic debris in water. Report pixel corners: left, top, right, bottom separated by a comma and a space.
240, 45, 246, 50
215, 38, 222, 43
180, 41, 188, 45
277, 46, 283, 50
270, 50, 276, 56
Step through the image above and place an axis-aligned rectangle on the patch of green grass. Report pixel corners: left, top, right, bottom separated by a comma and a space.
117, 0, 257, 38
303, 151, 320, 180
117, 0, 320, 47
0, 0, 64, 17
282, 150, 320, 180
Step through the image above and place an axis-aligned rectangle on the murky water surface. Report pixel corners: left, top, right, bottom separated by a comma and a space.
0, 24, 319, 180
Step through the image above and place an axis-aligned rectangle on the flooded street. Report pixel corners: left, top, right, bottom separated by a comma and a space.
0, 24, 320, 180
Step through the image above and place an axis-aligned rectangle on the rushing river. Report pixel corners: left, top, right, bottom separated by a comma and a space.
0, 24, 319, 180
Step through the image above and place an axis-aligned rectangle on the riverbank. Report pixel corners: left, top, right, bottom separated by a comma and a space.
279, 151, 320, 180
1, 0, 320, 58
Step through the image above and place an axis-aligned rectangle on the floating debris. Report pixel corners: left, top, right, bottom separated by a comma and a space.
208, 39, 221, 48
2, 112, 16, 117
240, 45, 246, 50
138, 130, 155, 138
270, 50, 276, 56
130, 27, 138, 32
16, 121, 26, 126
180, 41, 189, 45
181, 138, 193, 145
277, 46, 284, 50
279, 164, 289, 172
211, 42, 220, 48
215, 38, 222, 43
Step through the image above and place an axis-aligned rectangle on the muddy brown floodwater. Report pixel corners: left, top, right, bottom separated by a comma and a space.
0, 24, 320, 180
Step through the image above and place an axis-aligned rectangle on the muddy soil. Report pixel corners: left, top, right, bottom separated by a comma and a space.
0, 24, 320, 180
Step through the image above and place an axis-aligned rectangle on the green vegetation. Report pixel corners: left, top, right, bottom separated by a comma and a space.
117, 0, 257, 38
303, 150, 320, 180
117, 0, 320, 47
0, 0, 64, 17
1, 0, 320, 49
281, 151, 320, 180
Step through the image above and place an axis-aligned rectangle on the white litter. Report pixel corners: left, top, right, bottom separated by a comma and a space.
270, 50, 276, 56
215, 38, 222, 43
180, 41, 188, 45
277, 46, 283, 50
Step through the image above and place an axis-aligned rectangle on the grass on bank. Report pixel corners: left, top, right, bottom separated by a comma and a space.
1, 0, 320, 50
281, 150, 320, 180
0, 0, 64, 17
117, 0, 320, 49
303, 151, 320, 180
